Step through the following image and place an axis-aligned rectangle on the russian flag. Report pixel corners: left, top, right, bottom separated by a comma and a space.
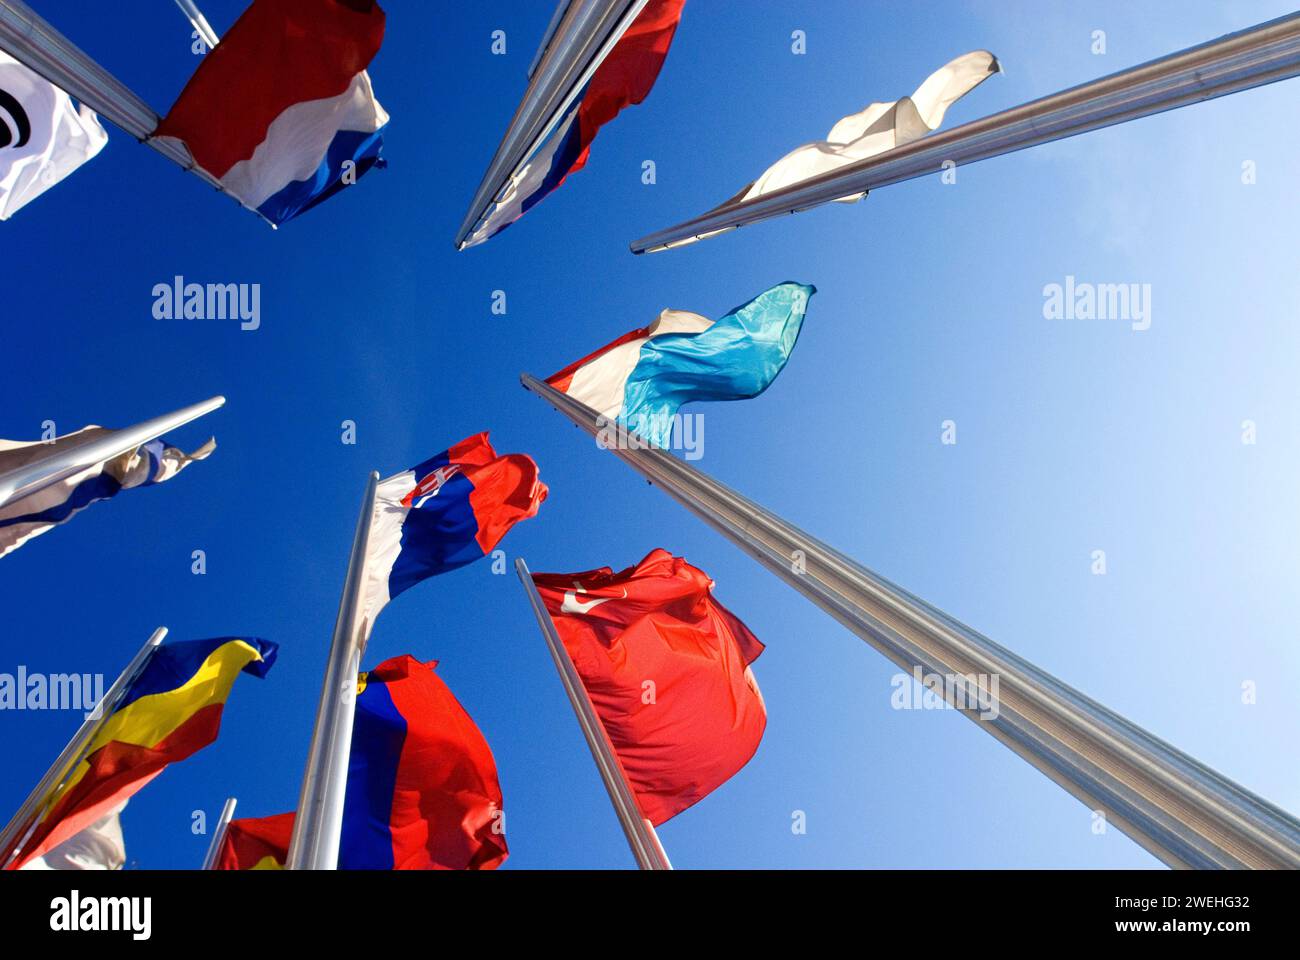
362, 433, 547, 630
547, 282, 815, 447
217, 656, 508, 871
464, 0, 686, 246
153, 0, 389, 226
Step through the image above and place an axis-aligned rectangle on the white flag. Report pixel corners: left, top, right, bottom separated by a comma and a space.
0, 426, 215, 558
19, 801, 127, 870
722, 50, 999, 207
0, 50, 108, 220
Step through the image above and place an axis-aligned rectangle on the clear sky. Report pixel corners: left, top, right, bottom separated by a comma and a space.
3, 0, 1298, 869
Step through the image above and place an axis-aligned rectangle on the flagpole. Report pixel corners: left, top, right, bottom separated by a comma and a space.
0, 395, 225, 510
454, 0, 650, 249
172, 0, 219, 50
514, 557, 672, 870
521, 373, 1300, 869
630, 12, 1300, 253
200, 796, 236, 870
286, 471, 380, 870
0, 627, 166, 868
0, 0, 271, 222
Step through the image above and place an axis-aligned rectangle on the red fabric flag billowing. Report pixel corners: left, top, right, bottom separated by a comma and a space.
532, 549, 766, 825
216, 656, 507, 870
217, 812, 293, 870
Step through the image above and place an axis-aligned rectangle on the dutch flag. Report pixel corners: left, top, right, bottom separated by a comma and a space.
153, 0, 390, 226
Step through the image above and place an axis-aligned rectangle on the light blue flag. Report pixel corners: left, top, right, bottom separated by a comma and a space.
620, 282, 815, 446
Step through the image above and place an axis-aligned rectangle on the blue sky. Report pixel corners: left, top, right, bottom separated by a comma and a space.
3, 0, 1299, 869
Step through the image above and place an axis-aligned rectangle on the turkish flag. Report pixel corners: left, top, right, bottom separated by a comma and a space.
532, 549, 766, 825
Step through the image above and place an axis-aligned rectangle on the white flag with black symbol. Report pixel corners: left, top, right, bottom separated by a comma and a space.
0, 50, 108, 221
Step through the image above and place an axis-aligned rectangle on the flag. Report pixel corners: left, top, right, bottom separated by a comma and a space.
361, 433, 546, 632
0, 50, 108, 220
5, 637, 277, 870
216, 812, 292, 870
218, 657, 508, 870
463, 0, 685, 247
546, 281, 814, 446
18, 802, 127, 871
340, 655, 507, 869
718, 51, 998, 208
153, 0, 389, 226
532, 549, 766, 825
0, 427, 214, 559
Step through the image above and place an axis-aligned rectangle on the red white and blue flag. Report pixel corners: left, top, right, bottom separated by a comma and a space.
361, 433, 547, 632
463, 0, 686, 246
218, 656, 508, 871
154, 0, 389, 226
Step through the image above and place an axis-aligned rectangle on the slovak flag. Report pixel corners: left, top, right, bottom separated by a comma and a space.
362, 433, 547, 632
153, 0, 389, 226
532, 549, 767, 825
547, 282, 814, 447
462, 0, 685, 247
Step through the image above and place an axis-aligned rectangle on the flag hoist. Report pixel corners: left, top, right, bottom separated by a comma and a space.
515, 557, 672, 870
200, 796, 237, 870
288, 436, 545, 869
454, 0, 661, 249
630, 12, 1300, 253
521, 372, 1300, 870
0, 628, 165, 869
0, 0, 260, 217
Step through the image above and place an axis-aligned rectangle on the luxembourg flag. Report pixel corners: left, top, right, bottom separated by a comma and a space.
153, 0, 388, 226
546, 282, 815, 447
361, 434, 547, 632
463, 0, 686, 247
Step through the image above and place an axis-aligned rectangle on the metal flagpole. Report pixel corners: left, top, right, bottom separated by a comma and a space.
200, 796, 236, 870
0, 627, 166, 868
630, 11, 1300, 253
172, 0, 219, 51
520, 373, 1300, 869
514, 557, 672, 870
0, 395, 225, 510
286, 471, 380, 870
454, 0, 650, 249
0, 0, 270, 221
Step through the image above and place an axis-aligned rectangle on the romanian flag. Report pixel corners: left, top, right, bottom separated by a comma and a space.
532, 549, 767, 825
5, 636, 276, 870
218, 656, 507, 870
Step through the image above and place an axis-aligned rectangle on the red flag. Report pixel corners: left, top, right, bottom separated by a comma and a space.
216, 657, 507, 870
532, 549, 766, 825
217, 812, 293, 870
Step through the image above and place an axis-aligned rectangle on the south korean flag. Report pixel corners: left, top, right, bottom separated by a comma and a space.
0, 50, 107, 220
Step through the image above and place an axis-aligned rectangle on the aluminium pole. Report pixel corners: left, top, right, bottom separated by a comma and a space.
454, 0, 649, 249
286, 471, 380, 870
630, 12, 1300, 252
515, 557, 672, 870
521, 372, 1300, 869
0, 396, 225, 510
200, 796, 236, 869
0, 627, 167, 868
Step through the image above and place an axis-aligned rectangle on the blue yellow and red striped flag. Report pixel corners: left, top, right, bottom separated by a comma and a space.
5, 636, 276, 869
